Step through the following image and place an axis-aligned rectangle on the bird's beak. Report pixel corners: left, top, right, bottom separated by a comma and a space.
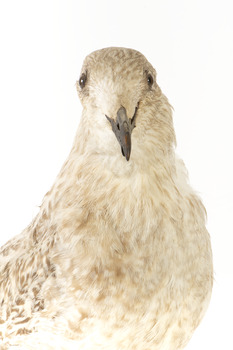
106, 106, 137, 161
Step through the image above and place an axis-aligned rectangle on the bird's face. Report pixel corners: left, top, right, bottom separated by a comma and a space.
77, 47, 174, 163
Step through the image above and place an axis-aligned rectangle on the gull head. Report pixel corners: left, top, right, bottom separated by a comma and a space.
76, 47, 175, 164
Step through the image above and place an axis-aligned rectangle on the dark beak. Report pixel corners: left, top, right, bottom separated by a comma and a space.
106, 106, 137, 161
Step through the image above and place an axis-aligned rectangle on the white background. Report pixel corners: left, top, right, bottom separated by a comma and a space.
0, 0, 233, 348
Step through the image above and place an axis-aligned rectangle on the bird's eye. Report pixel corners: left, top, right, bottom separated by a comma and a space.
79, 73, 87, 89
147, 73, 154, 87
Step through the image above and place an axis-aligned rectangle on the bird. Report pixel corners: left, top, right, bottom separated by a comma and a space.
0, 47, 213, 349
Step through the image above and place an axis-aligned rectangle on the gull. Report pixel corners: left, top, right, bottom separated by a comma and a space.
0, 47, 213, 349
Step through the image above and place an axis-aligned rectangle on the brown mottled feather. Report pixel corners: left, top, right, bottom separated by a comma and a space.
0, 47, 213, 349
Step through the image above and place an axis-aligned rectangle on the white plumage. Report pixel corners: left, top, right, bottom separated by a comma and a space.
0, 47, 213, 349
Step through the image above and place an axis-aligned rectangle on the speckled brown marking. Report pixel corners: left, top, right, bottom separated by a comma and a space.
0, 47, 212, 349
15, 297, 24, 305
16, 327, 32, 335
15, 317, 31, 325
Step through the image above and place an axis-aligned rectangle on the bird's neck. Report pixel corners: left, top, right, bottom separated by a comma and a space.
42, 144, 176, 214
30, 145, 178, 250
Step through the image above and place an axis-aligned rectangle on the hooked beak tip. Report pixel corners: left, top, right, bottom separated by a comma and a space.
123, 132, 131, 161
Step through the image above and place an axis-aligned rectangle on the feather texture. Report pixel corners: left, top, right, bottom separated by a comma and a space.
0, 47, 213, 349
